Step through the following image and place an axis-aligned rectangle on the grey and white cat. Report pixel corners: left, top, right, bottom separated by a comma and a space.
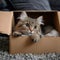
13, 11, 44, 42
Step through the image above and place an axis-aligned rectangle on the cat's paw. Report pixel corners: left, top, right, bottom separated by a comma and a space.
31, 33, 40, 43
32, 39, 39, 42
13, 31, 22, 37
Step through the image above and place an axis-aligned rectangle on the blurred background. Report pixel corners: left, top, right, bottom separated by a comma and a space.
0, 0, 60, 11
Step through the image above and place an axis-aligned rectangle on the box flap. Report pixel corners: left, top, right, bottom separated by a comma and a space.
54, 12, 60, 32
0, 11, 13, 35
57, 12, 60, 32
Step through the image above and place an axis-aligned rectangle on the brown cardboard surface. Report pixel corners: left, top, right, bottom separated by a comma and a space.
0, 11, 13, 35
54, 12, 60, 32
57, 12, 60, 25
57, 12, 60, 32
10, 36, 60, 54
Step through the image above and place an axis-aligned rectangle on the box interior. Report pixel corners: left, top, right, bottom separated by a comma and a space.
13, 11, 60, 34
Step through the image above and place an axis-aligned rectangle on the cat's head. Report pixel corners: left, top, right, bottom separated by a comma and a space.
17, 11, 44, 33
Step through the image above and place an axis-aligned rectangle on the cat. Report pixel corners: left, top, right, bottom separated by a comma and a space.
13, 11, 44, 42
43, 26, 60, 37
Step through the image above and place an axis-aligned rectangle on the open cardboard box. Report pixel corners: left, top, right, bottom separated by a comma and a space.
0, 11, 60, 54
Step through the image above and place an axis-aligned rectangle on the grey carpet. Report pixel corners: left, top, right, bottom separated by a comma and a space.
0, 51, 60, 60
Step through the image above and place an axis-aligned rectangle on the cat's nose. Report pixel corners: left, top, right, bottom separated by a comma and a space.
29, 27, 33, 32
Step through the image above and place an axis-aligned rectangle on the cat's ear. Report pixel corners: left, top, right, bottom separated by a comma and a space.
37, 16, 44, 25
17, 11, 28, 21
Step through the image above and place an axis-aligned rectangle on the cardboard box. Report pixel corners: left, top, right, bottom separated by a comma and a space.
0, 11, 60, 54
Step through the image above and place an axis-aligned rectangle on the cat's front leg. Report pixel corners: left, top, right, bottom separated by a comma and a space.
13, 31, 22, 37
30, 33, 40, 42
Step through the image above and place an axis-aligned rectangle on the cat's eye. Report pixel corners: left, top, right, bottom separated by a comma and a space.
34, 26, 37, 29
26, 23, 29, 27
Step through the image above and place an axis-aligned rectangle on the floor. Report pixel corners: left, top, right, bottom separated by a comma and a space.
0, 51, 60, 60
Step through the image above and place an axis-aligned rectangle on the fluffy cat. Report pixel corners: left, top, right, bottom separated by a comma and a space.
13, 11, 44, 42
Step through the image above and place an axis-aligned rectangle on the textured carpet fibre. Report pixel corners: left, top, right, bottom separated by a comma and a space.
0, 51, 60, 60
